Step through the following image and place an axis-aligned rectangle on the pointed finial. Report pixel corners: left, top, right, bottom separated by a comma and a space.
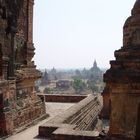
93, 59, 97, 68
132, 0, 140, 15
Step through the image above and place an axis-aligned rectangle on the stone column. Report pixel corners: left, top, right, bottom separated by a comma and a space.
27, 0, 34, 43
8, 32, 16, 80
26, 0, 35, 66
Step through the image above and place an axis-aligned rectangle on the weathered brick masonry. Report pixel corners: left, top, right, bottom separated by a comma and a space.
0, 0, 46, 136
104, 0, 140, 140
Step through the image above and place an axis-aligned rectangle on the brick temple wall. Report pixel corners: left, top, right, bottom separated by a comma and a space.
0, 0, 46, 137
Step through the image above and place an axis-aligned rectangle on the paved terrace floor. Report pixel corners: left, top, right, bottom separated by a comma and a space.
5, 103, 75, 140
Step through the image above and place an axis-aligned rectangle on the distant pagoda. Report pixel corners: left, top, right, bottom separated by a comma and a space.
89, 60, 103, 80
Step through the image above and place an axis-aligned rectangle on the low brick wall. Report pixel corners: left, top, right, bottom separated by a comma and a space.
38, 94, 87, 103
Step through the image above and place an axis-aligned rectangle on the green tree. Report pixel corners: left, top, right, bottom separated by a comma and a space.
72, 78, 85, 94
87, 80, 98, 93
43, 87, 52, 94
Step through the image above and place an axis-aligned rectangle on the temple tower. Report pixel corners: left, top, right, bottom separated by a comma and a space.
93, 59, 97, 68
104, 0, 140, 139
0, 0, 46, 136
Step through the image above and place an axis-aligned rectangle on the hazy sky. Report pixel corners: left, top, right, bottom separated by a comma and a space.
33, 0, 135, 69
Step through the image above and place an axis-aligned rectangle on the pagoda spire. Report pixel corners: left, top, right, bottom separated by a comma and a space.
132, 0, 140, 15
93, 59, 97, 68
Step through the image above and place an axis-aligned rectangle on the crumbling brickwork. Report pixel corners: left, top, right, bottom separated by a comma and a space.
0, 0, 46, 137
104, 0, 140, 140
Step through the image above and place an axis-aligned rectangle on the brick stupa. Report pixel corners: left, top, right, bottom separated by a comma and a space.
104, 0, 140, 140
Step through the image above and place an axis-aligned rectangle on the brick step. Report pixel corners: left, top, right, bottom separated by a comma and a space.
68, 100, 97, 125
39, 95, 102, 138
75, 105, 100, 131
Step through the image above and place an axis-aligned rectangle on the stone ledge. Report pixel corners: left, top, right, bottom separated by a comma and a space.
39, 123, 76, 137
52, 127, 100, 140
